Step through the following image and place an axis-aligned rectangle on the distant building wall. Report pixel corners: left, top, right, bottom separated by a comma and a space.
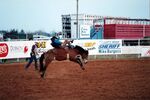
103, 18, 150, 39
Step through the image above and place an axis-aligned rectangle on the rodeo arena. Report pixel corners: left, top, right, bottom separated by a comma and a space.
0, 14, 150, 100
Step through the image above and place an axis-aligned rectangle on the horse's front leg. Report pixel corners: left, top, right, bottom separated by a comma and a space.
75, 55, 85, 70
40, 63, 49, 78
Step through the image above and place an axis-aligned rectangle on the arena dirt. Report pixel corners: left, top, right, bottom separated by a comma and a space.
0, 60, 150, 100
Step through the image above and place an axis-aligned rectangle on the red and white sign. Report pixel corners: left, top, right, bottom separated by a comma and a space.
0, 41, 33, 59
0, 43, 9, 57
0, 40, 52, 59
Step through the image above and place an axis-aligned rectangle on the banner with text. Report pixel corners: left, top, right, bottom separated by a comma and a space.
98, 40, 122, 55
0, 40, 52, 59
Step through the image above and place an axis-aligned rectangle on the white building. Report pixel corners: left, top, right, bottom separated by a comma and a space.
62, 14, 109, 39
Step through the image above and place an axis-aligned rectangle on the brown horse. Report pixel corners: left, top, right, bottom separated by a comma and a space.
39, 45, 89, 78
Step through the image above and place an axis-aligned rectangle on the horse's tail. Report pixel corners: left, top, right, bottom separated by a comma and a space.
39, 52, 45, 72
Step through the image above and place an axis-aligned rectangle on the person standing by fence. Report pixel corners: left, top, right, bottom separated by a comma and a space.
25, 42, 39, 70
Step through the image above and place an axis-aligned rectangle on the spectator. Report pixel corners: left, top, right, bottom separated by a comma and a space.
25, 42, 39, 70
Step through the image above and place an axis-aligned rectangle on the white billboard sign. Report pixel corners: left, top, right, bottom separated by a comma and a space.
98, 40, 122, 55
1, 40, 150, 59
0, 40, 52, 59
0, 41, 33, 59
73, 40, 99, 55
79, 25, 91, 38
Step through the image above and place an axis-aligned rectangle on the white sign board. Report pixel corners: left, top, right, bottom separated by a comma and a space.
79, 25, 91, 38
122, 46, 141, 54
0, 40, 150, 59
0, 40, 52, 59
98, 40, 122, 55
0, 41, 33, 59
73, 40, 99, 55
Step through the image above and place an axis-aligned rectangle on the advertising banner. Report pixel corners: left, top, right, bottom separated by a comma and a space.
141, 47, 150, 57
72, 40, 99, 55
122, 46, 141, 54
79, 25, 91, 38
1, 40, 150, 59
35, 40, 52, 56
0, 40, 52, 59
98, 39, 122, 55
0, 41, 33, 59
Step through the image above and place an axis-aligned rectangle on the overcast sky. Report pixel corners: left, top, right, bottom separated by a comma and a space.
0, 0, 149, 32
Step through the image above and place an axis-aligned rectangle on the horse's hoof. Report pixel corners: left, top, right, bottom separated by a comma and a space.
82, 67, 85, 70
40, 72, 45, 78
40, 74, 44, 78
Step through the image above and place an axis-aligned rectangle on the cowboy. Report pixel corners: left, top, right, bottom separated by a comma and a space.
51, 36, 73, 48
25, 42, 39, 70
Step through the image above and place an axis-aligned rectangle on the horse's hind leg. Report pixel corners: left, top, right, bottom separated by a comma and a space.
40, 66, 46, 78
39, 53, 45, 72
40, 58, 52, 78
40, 65, 48, 78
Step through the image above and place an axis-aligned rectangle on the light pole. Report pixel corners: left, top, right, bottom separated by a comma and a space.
76, 0, 79, 39
149, 0, 150, 19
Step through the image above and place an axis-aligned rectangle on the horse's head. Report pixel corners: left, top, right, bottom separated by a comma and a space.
74, 45, 89, 64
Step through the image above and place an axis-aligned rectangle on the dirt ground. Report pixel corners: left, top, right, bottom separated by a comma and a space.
0, 59, 150, 100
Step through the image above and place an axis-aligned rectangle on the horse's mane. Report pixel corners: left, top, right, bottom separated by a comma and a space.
74, 45, 87, 54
